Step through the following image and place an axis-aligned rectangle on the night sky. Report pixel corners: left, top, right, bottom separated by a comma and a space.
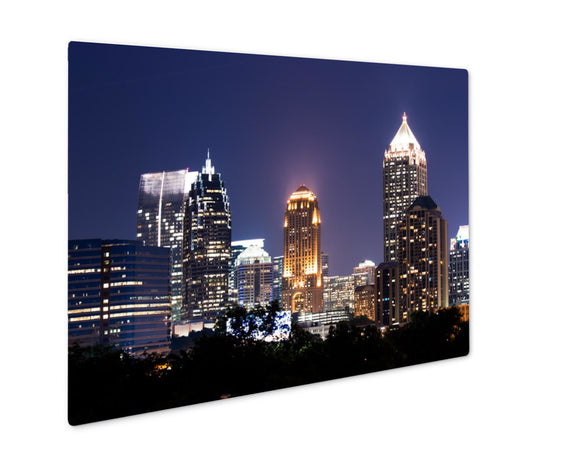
68, 42, 468, 277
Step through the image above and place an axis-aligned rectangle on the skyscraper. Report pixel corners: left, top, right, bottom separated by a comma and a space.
272, 255, 284, 305
398, 195, 448, 318
229, 239, 265, 304
234, 245, 273, 310
182, 152, 231, 320
449, 225, 469, 306
282, 185, 323, 314
136, 169, 198, 322
383, 113, 428, 262
68, 239, 171, 356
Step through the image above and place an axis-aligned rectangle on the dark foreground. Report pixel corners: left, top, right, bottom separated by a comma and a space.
69, 307, 469, 425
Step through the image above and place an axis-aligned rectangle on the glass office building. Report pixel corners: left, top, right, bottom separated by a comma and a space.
182, 153, 231, 319
136, 169, 198, 322
68, 239, 171, 356
449, 225, 469, 305
234, 245, 273, 309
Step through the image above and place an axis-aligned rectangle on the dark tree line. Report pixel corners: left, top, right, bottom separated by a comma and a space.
69, 305, 468, 425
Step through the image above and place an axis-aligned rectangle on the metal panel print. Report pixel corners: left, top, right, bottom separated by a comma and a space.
68, 42, 469, 425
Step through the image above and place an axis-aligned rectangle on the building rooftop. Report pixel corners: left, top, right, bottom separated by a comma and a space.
408, 195, 439, 211
236, 245, 271, 266
389, 113, 421, 152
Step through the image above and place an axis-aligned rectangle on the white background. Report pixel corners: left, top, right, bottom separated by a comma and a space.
2, 1, 579, 472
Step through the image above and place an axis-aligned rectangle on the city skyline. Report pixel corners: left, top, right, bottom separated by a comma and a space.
68, 42, 468, 277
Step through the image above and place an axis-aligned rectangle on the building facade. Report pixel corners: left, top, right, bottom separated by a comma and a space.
229, 238, 265, 305
354, 284, 376, 321
321, 252, 329, 278
234, 245, 273, 310
449, 225, 470, 305
323, 274, 355, 312
272, 255, 284, 306
353, 260, 376, 287
383, 114, 428, 262
375, 261, 401, 326
281, 185, 323, 314
136, 169, 198, 322
398, 195, 448, 318
68, 239, 171, 356
182, 152, 231, 320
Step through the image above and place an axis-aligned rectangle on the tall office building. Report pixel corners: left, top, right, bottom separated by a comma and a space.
449, 225, 469, 306
182, 152, 231, 320
234, 245, 273, 309
272, 255, 284, 305
398, 195, 448, 318
136, 169, 198, 322
375, 261, 401, 326
282, 185, 323, 314
323, 275, 355, 312
229, 239, 265, 304
68, 239, 171, 356
383, 113, 428, 262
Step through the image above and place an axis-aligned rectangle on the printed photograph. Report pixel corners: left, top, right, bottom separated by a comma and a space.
68, 42, 469, 425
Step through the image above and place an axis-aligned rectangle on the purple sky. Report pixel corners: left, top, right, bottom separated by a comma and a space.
68, 42, 468, 276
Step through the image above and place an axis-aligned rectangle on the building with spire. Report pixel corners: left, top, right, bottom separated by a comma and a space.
282, 185, 323, 314
182, 151, 231, 320
136, 169, 198, 322
383, 113, 428, 262
398, 195, 448, 318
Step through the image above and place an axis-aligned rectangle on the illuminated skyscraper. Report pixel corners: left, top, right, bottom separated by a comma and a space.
136, 169, 198, 322
68, 239, 171, 356
229, 239, 265, 304
182, 152, 231, 320
449, 225, 469, 306
383, 113, 428, 262
398, 196, 448, 318
282, 185, 323, 314
234, 245, 273, 309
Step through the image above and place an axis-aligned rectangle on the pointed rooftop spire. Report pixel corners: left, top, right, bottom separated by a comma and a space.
389, 113, 421, 151
202, 148, 215, 175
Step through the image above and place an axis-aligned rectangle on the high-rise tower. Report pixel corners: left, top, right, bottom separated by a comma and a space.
398, 195, 448, 318
136, 169, 198, 322
449, 225, 469, 306
234, 245, 273, 310
182, 151, 231, 320
281, 185, 323, 314
383, 113, 428, 262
